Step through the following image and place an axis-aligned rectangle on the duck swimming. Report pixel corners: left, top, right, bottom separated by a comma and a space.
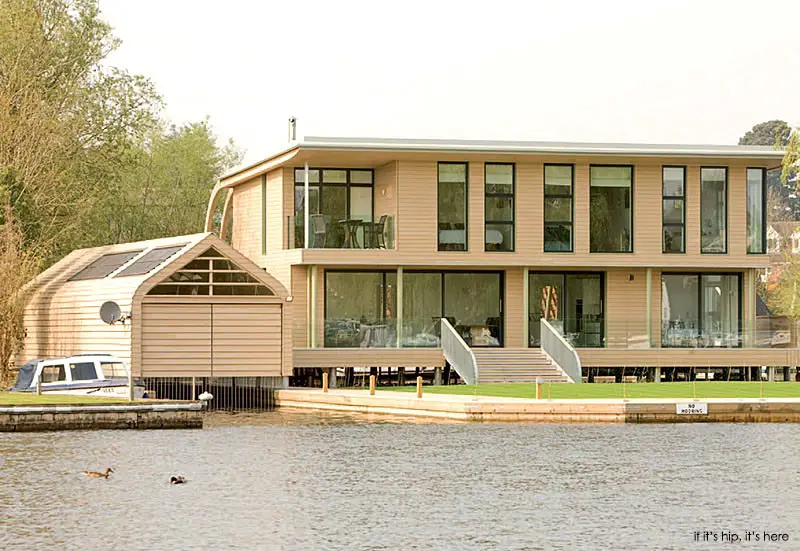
169, 476, 186, 485
82, 468, 113, 479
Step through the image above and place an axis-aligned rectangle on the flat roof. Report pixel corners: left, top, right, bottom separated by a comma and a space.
222, 135, 785, 183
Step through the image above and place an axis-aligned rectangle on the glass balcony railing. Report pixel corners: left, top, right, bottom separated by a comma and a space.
287, 214, 394, 249
528, 317, 796, 349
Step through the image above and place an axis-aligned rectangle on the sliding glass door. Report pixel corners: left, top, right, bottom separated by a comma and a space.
324, 271, 396, 347
529, 272, 604, 347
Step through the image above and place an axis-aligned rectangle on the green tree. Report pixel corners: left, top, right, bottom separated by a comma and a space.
91, 119, 242, 245
738, 120, 791, 147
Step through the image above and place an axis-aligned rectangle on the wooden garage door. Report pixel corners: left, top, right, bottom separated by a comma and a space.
141, 303, 282, 377
212, 304, 282, 376
141, 304, 212, 376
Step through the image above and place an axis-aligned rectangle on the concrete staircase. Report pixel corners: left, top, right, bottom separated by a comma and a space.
472, 348, 571, 383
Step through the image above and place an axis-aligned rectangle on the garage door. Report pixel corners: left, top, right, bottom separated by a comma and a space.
141, 303, 282, 377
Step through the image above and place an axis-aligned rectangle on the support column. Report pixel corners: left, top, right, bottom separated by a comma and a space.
328, 368, 337, 388
645, 267, 652, 347
397, 267, 403, 347
522, 267, 530, 347
309, 265, 318, 348
768, 366, 775, 382
303, 162, 310, 248
653, 366, 661, 383
434, 366, 442, 386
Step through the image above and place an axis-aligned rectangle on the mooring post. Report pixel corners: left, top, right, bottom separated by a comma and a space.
535, 378, 542, 400
369, 374, 376, 395
416, 376, 423, 398
322, 371, 329, 393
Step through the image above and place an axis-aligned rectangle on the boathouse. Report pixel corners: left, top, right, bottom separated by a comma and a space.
18, 233, 292, 385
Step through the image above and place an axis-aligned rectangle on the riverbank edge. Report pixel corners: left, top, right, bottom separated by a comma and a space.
0, 402, 204, 432
275, 389, 800, 423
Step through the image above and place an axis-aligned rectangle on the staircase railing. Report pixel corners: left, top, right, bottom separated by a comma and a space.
440, 318, 479, 385
540, 319, 582, 383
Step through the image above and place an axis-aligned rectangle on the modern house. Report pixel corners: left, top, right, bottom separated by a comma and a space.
206, 136, 797, 383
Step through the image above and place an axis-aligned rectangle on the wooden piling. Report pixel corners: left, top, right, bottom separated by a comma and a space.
369, 375, 376, 396
416, 376, 423, 398
322, 371, 329, 393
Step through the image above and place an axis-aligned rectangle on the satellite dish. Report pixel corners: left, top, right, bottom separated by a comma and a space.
100, 301, 122, 325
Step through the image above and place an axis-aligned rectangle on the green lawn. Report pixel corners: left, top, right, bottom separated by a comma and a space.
384, 382, 800, 400
0, 391, 129, 406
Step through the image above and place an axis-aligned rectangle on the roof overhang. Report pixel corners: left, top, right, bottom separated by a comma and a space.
219, 136, 786, 188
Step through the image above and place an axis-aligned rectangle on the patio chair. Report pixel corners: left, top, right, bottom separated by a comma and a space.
310, 214, 327, 248
365, 215, 388, 249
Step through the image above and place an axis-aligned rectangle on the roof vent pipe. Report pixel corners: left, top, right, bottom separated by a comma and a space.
288, 117, 297, 142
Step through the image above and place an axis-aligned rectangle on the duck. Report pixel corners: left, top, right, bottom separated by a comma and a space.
169, 476, 186, 485
82, 468, 113, 479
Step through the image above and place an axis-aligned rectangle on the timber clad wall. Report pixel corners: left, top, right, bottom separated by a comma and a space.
222, 147, 778, 369
231, 177, 261, 262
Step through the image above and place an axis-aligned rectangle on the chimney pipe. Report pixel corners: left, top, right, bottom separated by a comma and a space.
288, 117, 297, 142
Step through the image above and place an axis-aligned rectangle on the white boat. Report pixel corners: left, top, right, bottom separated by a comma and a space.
12, 355, 146, 399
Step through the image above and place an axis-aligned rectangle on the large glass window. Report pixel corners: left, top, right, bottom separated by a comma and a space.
662, 166, 685, 253
324, 271, 396, 347
294, 168, 373, 248
590, 166, 633, 252
399, 271, 503, 347
700, 167, 727, 253
485, 163, 514, 252
438, 163, 468, 251
661, 273, 740, 347
747, 168, 766, 254
544, 165, 573, 252
529, 272, 604, 347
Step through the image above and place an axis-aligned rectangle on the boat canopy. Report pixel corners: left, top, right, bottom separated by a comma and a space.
12, 360, 40, 391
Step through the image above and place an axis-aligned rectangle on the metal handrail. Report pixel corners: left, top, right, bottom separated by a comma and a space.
540, 318, 582, 383
440, 318, 479, 385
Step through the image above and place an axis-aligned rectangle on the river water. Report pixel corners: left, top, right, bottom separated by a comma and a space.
1, 411, 798, 550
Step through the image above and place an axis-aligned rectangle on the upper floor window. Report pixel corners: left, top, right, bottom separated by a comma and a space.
544, 165, 574, 252
485, 163, 514, 252
746, 168, 766, 254
700, 167, 727, 253
590, 165, 633, 253
438, 162, 468, 251
662, 167, 686, 253
294, 168, 374, 248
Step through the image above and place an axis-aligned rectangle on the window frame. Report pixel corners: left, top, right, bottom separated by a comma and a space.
484, 162, 515, 252
660, 272, 742, 348
589, 164, 635, 253
437, 162, 469, 252
527, 271, 606, 347
746, 167, 767, 254
700, 166, 728, 254
662, 165, 687, 254
543, 163, 575, 253
293, 168, 376, 246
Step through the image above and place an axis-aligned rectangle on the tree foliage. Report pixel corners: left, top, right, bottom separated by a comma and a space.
738, 120, 791, 147
0, 0, 241, 378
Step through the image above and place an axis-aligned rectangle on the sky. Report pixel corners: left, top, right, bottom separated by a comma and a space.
100, 0, 800, 166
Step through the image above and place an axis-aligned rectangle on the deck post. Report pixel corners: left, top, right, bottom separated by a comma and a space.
396, 267, 403, 347
645, 268, 652, 347
303, 161, 310, 249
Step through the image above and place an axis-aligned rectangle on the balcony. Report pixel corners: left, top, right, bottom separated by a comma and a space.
287, 214, 394, 249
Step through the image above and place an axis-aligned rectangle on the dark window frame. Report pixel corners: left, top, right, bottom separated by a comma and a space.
662, 165, 687, 254
437, 162, 469, 252
700, 166, 729, 254
660, 272, 743, 348
746, 167, 767, 254
527, 271, 606, 348
543, 163, 575, 253
484, 162, 515, 252
589, 164, 635, 253
293, 167, 376, 241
